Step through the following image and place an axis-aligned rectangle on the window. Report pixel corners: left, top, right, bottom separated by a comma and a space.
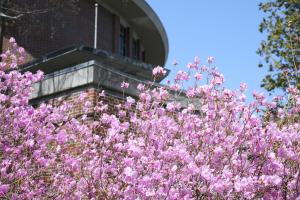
142, 50, 146, 62
119, 25, 128, 56
132, 39, 140, 60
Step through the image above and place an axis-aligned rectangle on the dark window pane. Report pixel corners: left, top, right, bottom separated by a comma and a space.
119, 25, 127, 56
142, 50, 146, 62
132, 39, 140, 60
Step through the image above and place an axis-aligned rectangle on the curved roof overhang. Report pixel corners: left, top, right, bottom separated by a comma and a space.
99, 0, 168, 67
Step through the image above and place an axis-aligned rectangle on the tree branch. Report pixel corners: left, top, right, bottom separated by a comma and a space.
0, 11, 23, 19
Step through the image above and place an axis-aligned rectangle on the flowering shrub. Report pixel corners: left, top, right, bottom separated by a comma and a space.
1, 40, 300, 199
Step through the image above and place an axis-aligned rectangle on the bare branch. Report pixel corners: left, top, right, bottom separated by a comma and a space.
0, 6, 49, 15
0, 11, 23, 19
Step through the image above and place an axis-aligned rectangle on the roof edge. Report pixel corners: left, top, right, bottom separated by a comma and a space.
132, 0, 169, 66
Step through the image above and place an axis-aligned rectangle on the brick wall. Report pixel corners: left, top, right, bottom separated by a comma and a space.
39, 87, 125, 118
2, 0, 114, 62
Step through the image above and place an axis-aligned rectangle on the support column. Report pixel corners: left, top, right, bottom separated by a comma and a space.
94, 2, 98, 49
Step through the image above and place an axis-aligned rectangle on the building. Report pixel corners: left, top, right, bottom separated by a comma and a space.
1, 0, 169, 112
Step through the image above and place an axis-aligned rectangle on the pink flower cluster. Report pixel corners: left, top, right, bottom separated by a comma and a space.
121, 81, 129, 89
1, 41, 300, 199
152, 66, 167, 77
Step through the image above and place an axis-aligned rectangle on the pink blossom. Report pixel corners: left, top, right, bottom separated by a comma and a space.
18, 47, 25, 54
9, 37, 15, 43
1, 45, 300, 199
56, 130, 68, 144
152, 66, 167, 77
187, 62, 197, 70
186, 88, 196, 98
211, 75, 224, 85
194, 73, 202, 81
137, 83, 145, 91
207, 56, 214, 64
126, 96, 135, 105
10, 62, 17, 69
118, 110, 126, 117
121, 81, 129, 89
99, 90, 105, 97
170, 83, 181, 91
240, 82, 247, 92
201, 65, 209, 71
0, 184, 9, 196
194, 56, 200, 64
200, 165, 214, 181
124, 167, 134, 177
175, 70, 189, 82
287, 85, 298, 95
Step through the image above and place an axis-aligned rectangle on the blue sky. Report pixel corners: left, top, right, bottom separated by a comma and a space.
146, 0, 271, 98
